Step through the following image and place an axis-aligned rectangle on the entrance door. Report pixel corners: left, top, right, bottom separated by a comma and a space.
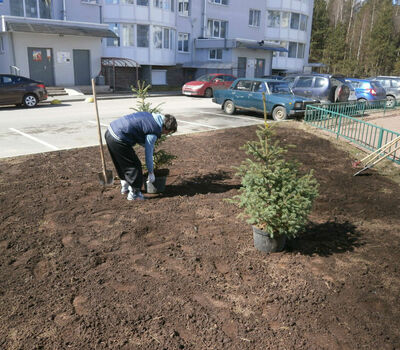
73, 49, 91, 85
28, 47, 55, 86
255, 59, 265, 78
237, 57, 247, 78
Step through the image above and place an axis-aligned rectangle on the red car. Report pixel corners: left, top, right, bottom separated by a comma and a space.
182, 73, 237, 98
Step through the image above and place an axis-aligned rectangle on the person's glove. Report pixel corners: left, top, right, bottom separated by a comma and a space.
147, 172, 155, 183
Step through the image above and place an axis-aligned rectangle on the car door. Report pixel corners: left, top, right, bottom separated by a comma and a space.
211, 76, 225, 92
246, 81, 265, 111
222, 75, 235, 89
292, 76, 313, 99
0, 75, 18, 104
390, 79, 400, 99
231, 80, 253, 108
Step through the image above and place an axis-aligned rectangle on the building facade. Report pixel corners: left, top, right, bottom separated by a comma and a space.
0, 0, 116, 86
0, 0, 314, 88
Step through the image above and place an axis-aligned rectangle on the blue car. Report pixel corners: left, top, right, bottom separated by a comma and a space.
212, 78, 315, 121
345, 78, 386, 102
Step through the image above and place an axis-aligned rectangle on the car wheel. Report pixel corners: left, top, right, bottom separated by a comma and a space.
386, 95, 396, 108
357, 98, 367, 103
223, 100, 236, 115
272, 106, 287, 121
23, 94, 38, 108
204, 88, 213, 98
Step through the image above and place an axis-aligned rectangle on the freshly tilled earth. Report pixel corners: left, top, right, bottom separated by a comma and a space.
0, 123, 399, 349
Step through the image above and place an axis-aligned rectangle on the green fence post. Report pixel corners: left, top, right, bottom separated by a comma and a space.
337, 114, 342, 139
377, 129, 384, 149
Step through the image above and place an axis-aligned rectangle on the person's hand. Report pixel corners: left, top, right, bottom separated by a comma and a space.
147, 172, 155, 183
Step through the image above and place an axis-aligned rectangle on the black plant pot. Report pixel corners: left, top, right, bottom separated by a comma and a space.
145, 169, 169, 194
252, 226, 286, 253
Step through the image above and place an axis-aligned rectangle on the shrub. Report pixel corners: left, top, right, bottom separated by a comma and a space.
230, 125, 319, 239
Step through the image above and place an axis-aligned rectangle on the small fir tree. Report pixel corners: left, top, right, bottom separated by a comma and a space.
229, 125, 319, 239
131, 81, 176, 172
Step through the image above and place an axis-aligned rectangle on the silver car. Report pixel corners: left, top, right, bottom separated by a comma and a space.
369, 76, 400, 108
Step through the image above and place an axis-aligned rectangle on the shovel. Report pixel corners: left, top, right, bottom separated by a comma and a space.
91, 78, 113, 185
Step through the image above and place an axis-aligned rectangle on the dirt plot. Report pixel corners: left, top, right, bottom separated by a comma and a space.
0, 123, 399, 350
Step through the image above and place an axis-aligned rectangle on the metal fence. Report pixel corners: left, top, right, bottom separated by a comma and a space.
314, 99, 397, 118
304, 104, 400, 164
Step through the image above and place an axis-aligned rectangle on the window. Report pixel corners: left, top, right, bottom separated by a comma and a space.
137, 24, 149, 47
234, 80, 252, 91
178, 0, 189, 15
223, 75, 235, 82
106, 0, 119, 3
279, 41, 287, 57
297, 43, 305, 58
209, 49, 222, 60
290, 13, 300, 30
296, 77, 313, 88
249, 9, 261, 27
11, 0, 51, 19
81, 0, 99, 4
137, 0, 149, 5
121, 24, 134, 47
0, 37, 4, 53
106, 0, 134, 3
267, 11, 280, 28
107, 23, 120, 47
178, 33, 189, 52
207, 19, 227, 38
153, 26, 162, 48
392, 80, 400, 88
163, 28, 170, 48
209, 0, 228, 4
300, 14, 308, 31
281, 12, 290, 28
315, 77, 328, 88
153, 0, 168, 8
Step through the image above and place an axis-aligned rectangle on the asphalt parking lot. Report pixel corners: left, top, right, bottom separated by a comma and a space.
0, 96, 268, 159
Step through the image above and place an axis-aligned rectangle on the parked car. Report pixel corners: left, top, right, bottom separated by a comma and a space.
0, 74, 47, 108
369, 76, 400, 108
182, 73, 236, 98
262, 75, 284, 80
283, 74, 354, 103
212, 78, 315, 121
345, 78, 386, 102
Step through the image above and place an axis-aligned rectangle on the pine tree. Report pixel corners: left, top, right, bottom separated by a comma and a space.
309, 0, 330, 63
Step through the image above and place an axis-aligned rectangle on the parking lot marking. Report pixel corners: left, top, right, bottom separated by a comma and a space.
200, 111, 265, 122
176, 119, 219, 129
9, 128, 59, 150
88, 121, 108, 127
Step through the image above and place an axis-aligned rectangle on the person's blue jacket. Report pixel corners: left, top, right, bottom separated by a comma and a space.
109, 111, 164, 173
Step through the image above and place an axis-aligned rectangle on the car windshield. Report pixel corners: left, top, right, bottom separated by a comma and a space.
267, 81, 291, 94
195, 74, 215, 82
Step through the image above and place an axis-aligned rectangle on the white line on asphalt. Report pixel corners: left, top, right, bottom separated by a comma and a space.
199, 111, 264, 122
9, 128, 59, 150
88, 121, 108, 127
176, 119, 218, 129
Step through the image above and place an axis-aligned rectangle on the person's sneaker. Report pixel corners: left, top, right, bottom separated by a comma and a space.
127, 189, 145, 201
120, 180, 129, 194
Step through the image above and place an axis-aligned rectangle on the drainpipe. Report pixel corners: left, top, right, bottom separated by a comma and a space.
62, 0, 67, 20
9, 32, 17, 73
202, 0, 207, 37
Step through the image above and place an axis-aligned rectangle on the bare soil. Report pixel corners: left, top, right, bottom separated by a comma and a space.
1, 123, 399, 350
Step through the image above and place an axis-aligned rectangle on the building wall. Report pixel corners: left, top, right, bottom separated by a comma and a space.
12, 32, 102, 85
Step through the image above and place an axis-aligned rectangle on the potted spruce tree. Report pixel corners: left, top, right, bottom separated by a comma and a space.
131, 81, 176, 193
229, 124, 319, 253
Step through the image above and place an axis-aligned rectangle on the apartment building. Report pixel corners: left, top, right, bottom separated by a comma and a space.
0, 0, 116, 86
103, 0, 314, 87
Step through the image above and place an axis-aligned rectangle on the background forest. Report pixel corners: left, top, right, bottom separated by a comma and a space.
309, 0, 400, 76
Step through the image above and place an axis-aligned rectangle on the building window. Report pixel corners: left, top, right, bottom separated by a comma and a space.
137, 0, 149, 5
281, 12, 290, 28
249, 9, 261, 27
207, 19, 227, 38
121, 24, 134, 47
178, 0, 189, 15
153, 26, 162, 48
267, 10, 280, 28
209, 0, 228, 4
290, 13, 300, 30
300, 14, 308, 31
11, 0, 51, 19
105, 0, 118, 3
163, 28, 170, 48
279, 41, 287, 57
107, 23, 120, 47
288, 42, 305, 58
137, 24, 150, 47
81, 0, 99, 4
153, 26, 171, 48
209, 49, 222, 60
178, 32, 189, 52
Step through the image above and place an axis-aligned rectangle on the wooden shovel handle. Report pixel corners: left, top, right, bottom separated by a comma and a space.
91, 79, 108, 181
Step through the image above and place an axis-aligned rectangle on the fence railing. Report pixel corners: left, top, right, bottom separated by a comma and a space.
304, 104, 400, 164
315, 99, 396, 118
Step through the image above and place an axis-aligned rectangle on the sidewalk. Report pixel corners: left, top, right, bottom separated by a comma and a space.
44, 90, 182, 103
